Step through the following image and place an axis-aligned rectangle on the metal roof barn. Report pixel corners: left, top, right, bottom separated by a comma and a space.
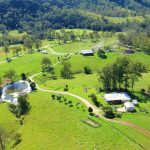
104, 93, 131, 103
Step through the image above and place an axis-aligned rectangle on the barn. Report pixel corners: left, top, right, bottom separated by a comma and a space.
104, 92, 131, 104
80, 50, 94, 56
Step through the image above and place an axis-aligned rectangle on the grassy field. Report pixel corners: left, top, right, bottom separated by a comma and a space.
0, 29, 150, 149
13, 91, 150, 150
0, 52, 58, 78
51, 40, 99, 53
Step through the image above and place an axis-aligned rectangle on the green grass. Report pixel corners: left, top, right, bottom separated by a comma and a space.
51, 40, 98, 53
118, 112, 150, 132
0, 30, 150, 149
0, 52, 58, 78
13, 91, 148, 150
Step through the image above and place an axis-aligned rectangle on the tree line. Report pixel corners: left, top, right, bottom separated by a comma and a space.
1, 0, 150, 33
99, 57, 147, 91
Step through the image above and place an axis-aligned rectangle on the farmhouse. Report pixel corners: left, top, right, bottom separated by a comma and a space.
124, 102, 135, 112
81, 50, 94, 56
104, 92, 131, 104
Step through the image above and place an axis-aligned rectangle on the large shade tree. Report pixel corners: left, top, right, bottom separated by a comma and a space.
61, 60, 72, 79
3, 69, 16, 84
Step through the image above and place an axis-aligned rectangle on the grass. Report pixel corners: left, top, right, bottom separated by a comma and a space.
0, 29, 150, 149
51, 40, 99, 53
118, 112, 150, 132
13, 91, 148, 150
0, 52, 58, 78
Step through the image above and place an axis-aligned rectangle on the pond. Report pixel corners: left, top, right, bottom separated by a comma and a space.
1, 80, 31, 104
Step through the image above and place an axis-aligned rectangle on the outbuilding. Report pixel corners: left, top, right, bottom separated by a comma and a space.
124, 102, 135, 112
104, 92, 131, 104
81, 50, 94, 56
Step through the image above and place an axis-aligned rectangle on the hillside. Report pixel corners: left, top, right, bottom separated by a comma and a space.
0, 0, 150, 31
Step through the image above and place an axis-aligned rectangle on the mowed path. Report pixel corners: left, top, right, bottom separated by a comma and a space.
1, 44, 150, 139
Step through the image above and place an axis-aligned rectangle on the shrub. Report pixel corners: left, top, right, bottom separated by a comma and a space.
84, 66, 92, 74
56, 95, 62, 100
102, 106, 115, 119
89, 93, 101, 107
88, 107, 93, 113
64, 84, 69, 91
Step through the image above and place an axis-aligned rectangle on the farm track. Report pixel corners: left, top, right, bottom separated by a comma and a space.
1, 44, 150, 140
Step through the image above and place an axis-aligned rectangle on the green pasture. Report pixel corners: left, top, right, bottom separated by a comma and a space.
13, 91, 148, 150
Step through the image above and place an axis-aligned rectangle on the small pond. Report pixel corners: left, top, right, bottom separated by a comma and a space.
1, 80, 31, 104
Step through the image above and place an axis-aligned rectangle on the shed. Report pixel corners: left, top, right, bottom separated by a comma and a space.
132, 100, 139, 106
104, 93, 131, 104
124, 102, 135, 112
81, 50, 94, 56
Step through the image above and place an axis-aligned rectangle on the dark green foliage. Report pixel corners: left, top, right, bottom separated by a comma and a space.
1, 0, 150, 33
102, 106, 115, 119
21, 73, 27, 80
61, 60, 72, 79
97, 49, 107, 59
99, 57, 146, 91
17, 95, 30, 116
64, 84, 69, 91
41, 57, 52, 72
89, 93, 101, 107
8, 94, 30, 116
30, 82, 37, 91
88, 107, 93, 113
84, 66, 92, 74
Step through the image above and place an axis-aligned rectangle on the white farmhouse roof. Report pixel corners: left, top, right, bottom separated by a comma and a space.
104, 92, 131, 102
124, 102, 134, 108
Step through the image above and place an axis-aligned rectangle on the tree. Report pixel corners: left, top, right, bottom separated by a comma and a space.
99, 65, 112, 91
88, 107, 93, 113
61, 60, 72, 79
17, 94, 30, 115
23, 37, 33, 52
89, 93, 100, 107
102, 106, 115, 119
3, 70, 16, 84
41, 57, 52, 71
97, 49, 106, 59
3, 42, 9, 59
21, 73, 27, 80
13, 46, 22, 56
128, 62, 146, 90
35, 39, 42, 50
84, 66, 92, 74
99, 57, 146, 91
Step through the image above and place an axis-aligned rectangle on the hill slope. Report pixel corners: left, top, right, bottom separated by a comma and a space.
0, 0, 150, 31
